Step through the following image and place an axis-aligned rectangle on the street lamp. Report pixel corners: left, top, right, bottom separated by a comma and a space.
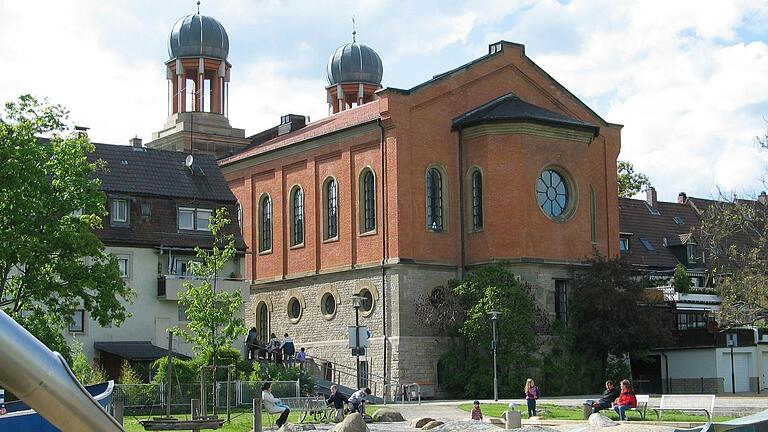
488, 310, 501, 401
351, 294, 364, 389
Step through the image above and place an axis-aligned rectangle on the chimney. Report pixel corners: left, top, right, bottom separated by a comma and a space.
759, 191, 768, 205
677, 192, 687, 204
130, 136, 143, 148
646, 187, 657, 208
74, 125, 89, 138
277, 114, 308, 137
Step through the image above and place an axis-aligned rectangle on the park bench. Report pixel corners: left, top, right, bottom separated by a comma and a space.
628, 394, 649, 419
652, 394, 716, 422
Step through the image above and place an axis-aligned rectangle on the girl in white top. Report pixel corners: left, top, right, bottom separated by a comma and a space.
261, 382, 290, 427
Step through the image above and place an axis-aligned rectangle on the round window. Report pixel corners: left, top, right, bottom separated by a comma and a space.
536, 169, 569, 218
288, 297, 302, 320
322, 293, 336, 316
360, 289, 374, 313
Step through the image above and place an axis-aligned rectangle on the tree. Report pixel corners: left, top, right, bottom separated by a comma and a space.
617, 160, 651, 198
175, 208, 246, 368
70, 339, 108, 385
700, 194, 768, 326
429, 264, 545, 398
0, 95, 133, 357
672, 264, 691, 293
569, 254, 672, 382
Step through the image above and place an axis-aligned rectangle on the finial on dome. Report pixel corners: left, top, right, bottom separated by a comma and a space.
352, 16, 356, 43
196, 0, 201, 14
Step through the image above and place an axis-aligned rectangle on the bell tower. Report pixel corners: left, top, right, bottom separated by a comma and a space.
326, 27, 384, 114
146, 5, 248, 159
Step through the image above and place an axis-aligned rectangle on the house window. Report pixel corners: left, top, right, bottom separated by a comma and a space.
259, 196, 272, 252
677, 311, 706, 330
619, 237, 629, 252
426, 167, 444, 231
174, 259, 200, 277
324, 178, 338, 240
111, 199, 128, 224
471, 169, 483, 230
287, 297, 302, 321
673, 216, 684, 225
69, 309, 85, 333
361, 170, 376, 233
554, 280, 568, 323
178, 303, 189, 322
360, 289, 374, 314
687, 244, 698, 263
116, 255, 130, 278
640, 238, 655, 251
321, 292, 337, 317
590, 186, 597, 242
178, 207, 213, 231
141, 203, 151, 217
290, 187, 304, 246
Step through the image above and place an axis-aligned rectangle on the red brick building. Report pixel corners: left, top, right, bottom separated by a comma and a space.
218, 39, 622, 396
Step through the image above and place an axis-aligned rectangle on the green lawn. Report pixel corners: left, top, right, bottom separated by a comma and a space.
457, 403, 738, 423
121, 409, 325, 432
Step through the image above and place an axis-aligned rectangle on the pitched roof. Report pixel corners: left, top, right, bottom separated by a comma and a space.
220, 100, 381, 166
92, 143, 236, 202
452, 92, 599, 135
619, 197, 703, 270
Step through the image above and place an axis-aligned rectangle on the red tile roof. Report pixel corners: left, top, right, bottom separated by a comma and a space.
220, 100, 381, 166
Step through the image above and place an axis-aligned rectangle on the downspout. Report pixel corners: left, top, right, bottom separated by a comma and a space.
457, 125, 466, 279
377, 118, 388, 399
661, 351, 670, 393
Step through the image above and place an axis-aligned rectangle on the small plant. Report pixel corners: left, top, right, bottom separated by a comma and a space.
673, 264, 692, 293
70, 339, 108, 385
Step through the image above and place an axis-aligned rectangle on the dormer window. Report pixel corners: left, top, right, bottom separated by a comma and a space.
673, 216, 684, 225
640, 238, 655, 251
619, 237, 629, 252
178, 207, 213, 231
687, 244, 698, 263
110, 199, 129, 226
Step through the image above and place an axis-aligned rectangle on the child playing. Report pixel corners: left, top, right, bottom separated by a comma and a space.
524, 378, 540, 418
296, 347, 307, 369
470, 400, 483, 421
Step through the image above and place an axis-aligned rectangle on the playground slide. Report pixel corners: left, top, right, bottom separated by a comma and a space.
0, 309, 125, 432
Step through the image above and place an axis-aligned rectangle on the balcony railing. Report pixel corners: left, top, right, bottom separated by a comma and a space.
156, 275, 248, 300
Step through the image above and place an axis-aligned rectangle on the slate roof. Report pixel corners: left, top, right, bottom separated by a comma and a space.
91, 143, 236, 203
220, 100, 381, 166
618, 197, 703, 270
94, 341, 191, 361
452, 92, 599, 135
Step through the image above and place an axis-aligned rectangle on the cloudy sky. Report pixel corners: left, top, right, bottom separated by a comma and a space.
1, 0, 768, 201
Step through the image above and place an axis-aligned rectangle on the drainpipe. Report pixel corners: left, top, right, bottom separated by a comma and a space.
457, 125, 466, 279
661, 351, 670, 393
377, 118, 388, 399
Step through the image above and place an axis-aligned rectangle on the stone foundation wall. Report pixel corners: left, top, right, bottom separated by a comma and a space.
664, 377, 722, 394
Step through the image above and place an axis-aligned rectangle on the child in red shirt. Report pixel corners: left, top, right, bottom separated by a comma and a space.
612, 379, 637, 420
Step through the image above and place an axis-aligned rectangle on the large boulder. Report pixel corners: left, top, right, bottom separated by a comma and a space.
588, 413, 618, 428
371, 408, 405, 422
410, 417, 435, 428
331, 412, 369, 432
279, 424, 316, 432
421, 420, 444, 430
433, 420, 497, 431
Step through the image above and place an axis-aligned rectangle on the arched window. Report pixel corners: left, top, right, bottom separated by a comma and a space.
257, 302, 268, 344
471, 169, 483, 230
361, 170, 376, 233
426, 167, 444, 231
259, 195, 272, 252
290, 187, 304, 246
324, 178, 338, 239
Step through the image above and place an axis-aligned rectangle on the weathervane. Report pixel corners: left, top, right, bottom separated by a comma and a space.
196, 0, 201, 14
352, 16, 356, 42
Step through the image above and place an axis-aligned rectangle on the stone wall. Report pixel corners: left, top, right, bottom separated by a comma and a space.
664, 377, 722, 394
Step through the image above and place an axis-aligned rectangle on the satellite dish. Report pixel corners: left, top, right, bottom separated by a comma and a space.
185, 155, 194, 168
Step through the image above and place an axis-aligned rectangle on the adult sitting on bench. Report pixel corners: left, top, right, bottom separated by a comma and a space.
584, 380, 620, 413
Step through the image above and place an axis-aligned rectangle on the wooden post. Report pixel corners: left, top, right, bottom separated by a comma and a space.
113, 400, 124, 425
253, 398, 262, 432
191, 399, 201, 419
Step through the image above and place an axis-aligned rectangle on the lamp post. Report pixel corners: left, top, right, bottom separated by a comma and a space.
351, 294, 364, 389
489, 310, 501, 401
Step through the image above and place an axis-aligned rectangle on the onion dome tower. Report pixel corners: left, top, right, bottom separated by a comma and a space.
326, 26, 383, 114
147, 3, 248, 159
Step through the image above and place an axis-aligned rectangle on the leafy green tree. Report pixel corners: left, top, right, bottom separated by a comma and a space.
700, 194, 768, 326
672, 264, 691, 293
175, 208, 246, 369
617, 160, 652, 198
70, 339, 108, 385
569, 254, 672, 383
433, 264, 543, 398
0, 95, 133, 357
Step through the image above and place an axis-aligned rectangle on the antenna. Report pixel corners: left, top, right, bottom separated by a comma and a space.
352, 16, 356, 42
196, 0, 201, 14
185, 154, 195, 168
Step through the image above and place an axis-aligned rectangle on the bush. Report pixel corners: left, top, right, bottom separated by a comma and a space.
70, 339, 108, 385
248, 364, 315, 395
151, 356, 201, 385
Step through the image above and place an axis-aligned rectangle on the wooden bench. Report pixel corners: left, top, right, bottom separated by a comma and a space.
263, 396, 332, 424
628, 394, 650, 419
652, 394, 716, 422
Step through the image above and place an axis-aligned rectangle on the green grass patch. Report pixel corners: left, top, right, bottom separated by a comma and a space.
122, 408, 328, 432
457, 403, 737, 423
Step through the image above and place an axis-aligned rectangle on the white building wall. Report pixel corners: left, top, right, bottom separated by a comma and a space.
664, 349, 717, 378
